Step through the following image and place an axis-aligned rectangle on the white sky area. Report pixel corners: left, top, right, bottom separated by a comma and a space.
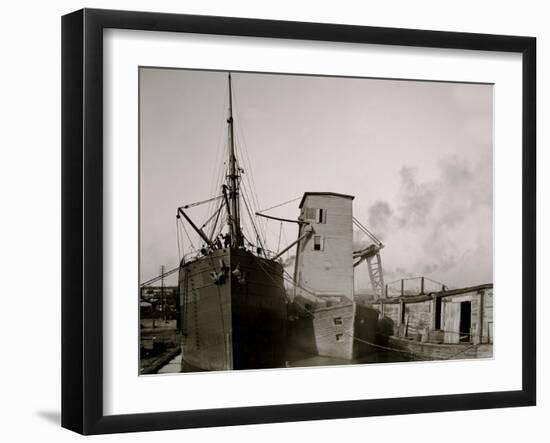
140, 68, 493, 292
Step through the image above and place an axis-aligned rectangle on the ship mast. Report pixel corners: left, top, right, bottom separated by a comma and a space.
226, 73, 243, 247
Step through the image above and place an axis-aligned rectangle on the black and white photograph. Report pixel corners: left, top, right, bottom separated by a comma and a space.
139, 68, 494, 374
0, 0, 542, 439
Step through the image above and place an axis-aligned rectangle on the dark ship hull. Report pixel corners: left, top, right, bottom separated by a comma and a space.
179, 247, 287, 371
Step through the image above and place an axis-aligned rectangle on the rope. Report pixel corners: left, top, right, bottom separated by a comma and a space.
254, 255, 290, 303
241, 186, 266, 256
200, 202, 223, 231
207, 200, 224, 241
232, 93, 263, 213
179, 194, 223, 209
176, 218, 182, 262
178, 217, 199, 257
140, 266, 179, 287
231, 95, 268, 245
352, 217, 383, 246
281, 227, 290, 263
276, 222, 283, 253
282, 269, 319, 298
341, 331, 430, 359
205, 88, 229, 218
342, 330, 482, 361
257, 196, 301, 214
236, 139, 268, 246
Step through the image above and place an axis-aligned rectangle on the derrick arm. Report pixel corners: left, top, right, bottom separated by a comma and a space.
353, 217, 386, 298
177, 207, 214, 248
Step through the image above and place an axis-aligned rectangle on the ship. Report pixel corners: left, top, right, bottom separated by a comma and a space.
158, 73, 493, 371
177, 74, 287, 371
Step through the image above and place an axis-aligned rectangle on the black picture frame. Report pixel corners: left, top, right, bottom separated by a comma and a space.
61, 8, 536, 435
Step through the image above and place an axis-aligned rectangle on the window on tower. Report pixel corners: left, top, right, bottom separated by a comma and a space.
313, 235, 323, 251
304, 207, 316, 220
304, 207, 326, 223
316, 208, 326, 224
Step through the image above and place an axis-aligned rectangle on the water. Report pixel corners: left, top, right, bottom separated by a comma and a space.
157, 354, 183, 374
157, 349, 412, 373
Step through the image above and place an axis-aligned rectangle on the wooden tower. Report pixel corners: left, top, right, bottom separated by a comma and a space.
293, 192, 355, 302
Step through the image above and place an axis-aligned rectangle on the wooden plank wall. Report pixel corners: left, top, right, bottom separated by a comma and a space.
295, 195, 354, 300
313, 303, 355, 359
404, 301, 432, 338
371, 287, 493, 345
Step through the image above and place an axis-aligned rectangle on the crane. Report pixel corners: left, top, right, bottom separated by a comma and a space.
352, 217, 385, 299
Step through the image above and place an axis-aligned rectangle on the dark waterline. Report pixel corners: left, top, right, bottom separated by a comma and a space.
158, 348, 414, 374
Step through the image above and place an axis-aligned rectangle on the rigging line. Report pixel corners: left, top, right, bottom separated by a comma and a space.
241, 189, 266, 256
370, 330, 485, 359
212, 156, 228, 214
241, 232, 253, 247
234, 133, 269, 250
140, 266, 179, 287
240, 181, 263, 241
240, 220, 254, 250
234, 135, 267, 243
176, 218, 182, 262
340, 331, 441, 361
281, 269, 319, 298
254, 256, 290, 301
207, 200, 225, 241
237, 185, 253, 240
180, 217, 198, 253
212, 205, 226, 240
200, 201, 223, 231
256, 212, 306, 225
252, 216, 275, 253
377, 329, 492, 340
206, 87, 229, 217
208, 146, 226, 218
281, 275, 307, 295
230, 134, 263, 249
276, 222, 283, 253
209, 209, 226, 248
261, 215, 291, 249
206, 161, 224, 222
352, 217, 382, 245
281, 226, 290, 261
179, 194, 223, 209
219, 204, 227, 232
232, 95, 262, 209
257, 196, 302, 214
243, 170, 267, 243
372, 324, 492, 340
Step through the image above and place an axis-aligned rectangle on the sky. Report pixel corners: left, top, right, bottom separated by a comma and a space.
139, 68, 493, 291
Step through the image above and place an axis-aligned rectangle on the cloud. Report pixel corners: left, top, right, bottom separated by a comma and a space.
361, 153, 492, 288
367, 201, 393, 239
395, 166, 436, 228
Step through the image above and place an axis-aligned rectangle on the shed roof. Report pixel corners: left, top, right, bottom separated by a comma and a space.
299, 192, 355, 208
